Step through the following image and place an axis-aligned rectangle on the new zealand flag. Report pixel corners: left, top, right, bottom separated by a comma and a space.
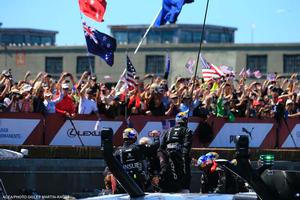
83, 21, 116, 66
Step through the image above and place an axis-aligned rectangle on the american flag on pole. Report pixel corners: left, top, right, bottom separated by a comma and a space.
126, 56, 138, 91
200, 54, 224, 81
253, 70, 262, 79
185, 58, 195, 75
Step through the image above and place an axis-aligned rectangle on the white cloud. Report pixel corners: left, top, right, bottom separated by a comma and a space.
276, 9, 286, 14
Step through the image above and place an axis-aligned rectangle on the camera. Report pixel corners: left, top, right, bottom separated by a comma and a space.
13, 93, 21, 100
2, 69, 12, 80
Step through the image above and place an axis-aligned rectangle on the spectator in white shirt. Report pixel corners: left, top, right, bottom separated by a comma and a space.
79, 83, 100, 120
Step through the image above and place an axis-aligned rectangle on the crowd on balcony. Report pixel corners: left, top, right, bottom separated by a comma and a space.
0, 69, 299, 120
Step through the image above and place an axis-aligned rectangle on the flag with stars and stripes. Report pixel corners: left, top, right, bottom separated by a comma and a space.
126, 56, 138, 90
82, 21, 116, 66
200, 54, 224, 81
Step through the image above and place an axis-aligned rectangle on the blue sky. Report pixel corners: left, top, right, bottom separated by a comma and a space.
1, 0, 299, 45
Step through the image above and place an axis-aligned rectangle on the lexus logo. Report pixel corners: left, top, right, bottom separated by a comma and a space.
67, 128, 101, 138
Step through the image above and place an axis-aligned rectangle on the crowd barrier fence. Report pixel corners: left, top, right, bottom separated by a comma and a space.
0, 113, 299, 148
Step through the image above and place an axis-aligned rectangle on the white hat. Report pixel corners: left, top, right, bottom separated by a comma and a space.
3, 98, 11, 107
62, 83, 69, 89
21, 84, 32, 94
286, 99, 294, 105
44, 91, 53, 97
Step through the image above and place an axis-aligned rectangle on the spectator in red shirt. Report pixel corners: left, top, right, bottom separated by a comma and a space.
55, 82, 76, 117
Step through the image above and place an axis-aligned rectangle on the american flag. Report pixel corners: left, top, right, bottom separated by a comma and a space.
126, 56, 137, 90
200, 54, 224, 81
253, 70, 262, 79
185, 58, 195, 75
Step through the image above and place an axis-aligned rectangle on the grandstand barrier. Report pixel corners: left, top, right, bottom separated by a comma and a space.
0, 113, 299, 148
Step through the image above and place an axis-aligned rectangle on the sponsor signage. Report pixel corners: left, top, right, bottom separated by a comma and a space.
209, 123, 273, 148
281, 124, 300, 148
0, 119, 39, 145
50, 120, 122, 146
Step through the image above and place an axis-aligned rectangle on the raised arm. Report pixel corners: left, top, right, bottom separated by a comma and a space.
23, 71, 31, 83
0, 79, 11, 100
32, 72, 44, 86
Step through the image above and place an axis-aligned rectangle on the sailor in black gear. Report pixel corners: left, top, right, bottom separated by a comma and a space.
113, 128, 148, 193
196, 152, 220, 193
196, 153, 249, 194
158, 111, 193, 192
138, 130, 161, 192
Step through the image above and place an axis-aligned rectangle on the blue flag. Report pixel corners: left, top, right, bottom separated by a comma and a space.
83, 22, 116, 66
155, 0, 194, 27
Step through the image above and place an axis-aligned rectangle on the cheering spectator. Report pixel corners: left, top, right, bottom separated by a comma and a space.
285, 99, 297, 117
19, 84, 33, 113
32, 85, 46, 114
179, 93, 200, 117
165, 92, 180, 116
78, 80, 100, 119
145, 85, 166, 116
4, 88, 20, 112
55, 73, 76, 117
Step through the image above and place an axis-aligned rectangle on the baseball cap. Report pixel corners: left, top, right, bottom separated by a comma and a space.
286, 99, 294, 105
91, 75, 97, 81
62, 83, 69, 89
44, 91, 52, 97
21, 84, 32, 94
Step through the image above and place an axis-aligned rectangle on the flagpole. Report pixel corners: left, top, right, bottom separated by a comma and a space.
190, 0, 210, 96
134, 8, 162, 55
124, 52, 128, 127
114, 69, 126, 92
79, 13, 94, 76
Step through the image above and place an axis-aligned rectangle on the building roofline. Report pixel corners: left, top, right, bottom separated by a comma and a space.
108, 23, 237, 31
1, 43, 300, 53
0, 28, 58, 34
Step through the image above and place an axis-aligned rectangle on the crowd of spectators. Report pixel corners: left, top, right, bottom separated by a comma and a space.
0, 69, 300, 120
